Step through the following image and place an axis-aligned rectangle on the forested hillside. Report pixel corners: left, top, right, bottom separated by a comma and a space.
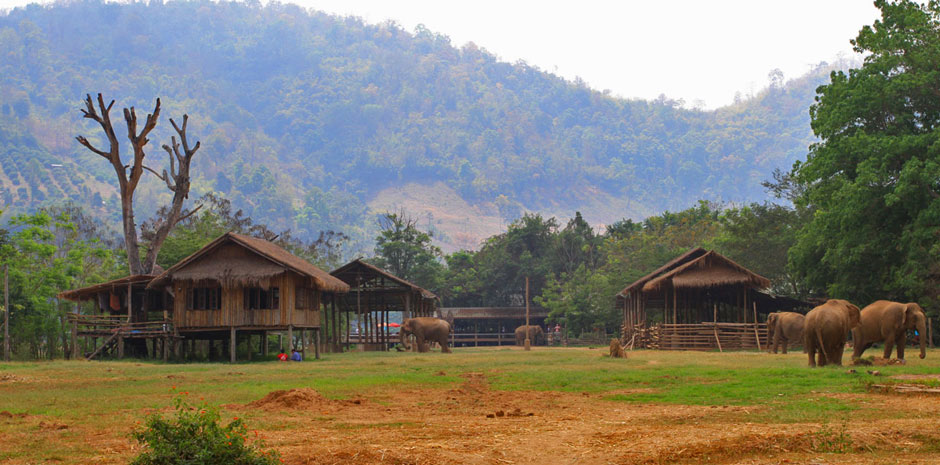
0, 0, 840, 251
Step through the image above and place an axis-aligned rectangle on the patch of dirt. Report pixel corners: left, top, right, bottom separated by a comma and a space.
38, 420, 68, 430
893, 374, 940, 381
854, 357, 907, 366
0, 411, 27, 419
248, 388, 330, 410
0, 373, 28, 383
246, 388, 368, 412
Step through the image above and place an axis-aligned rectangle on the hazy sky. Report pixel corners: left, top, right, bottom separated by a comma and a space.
0, 0, 881, 108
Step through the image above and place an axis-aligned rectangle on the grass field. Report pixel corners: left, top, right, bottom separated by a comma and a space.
2, 347, 940, 464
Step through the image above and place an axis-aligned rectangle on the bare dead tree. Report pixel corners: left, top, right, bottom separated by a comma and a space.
75, 93, 201, 275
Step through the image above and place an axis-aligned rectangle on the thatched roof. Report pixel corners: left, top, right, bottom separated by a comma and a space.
641, 250, 770, 293
58, 274, 156, 302
331, 259, 437, 300
148, 232, 349, 293
617, 247, 708, 297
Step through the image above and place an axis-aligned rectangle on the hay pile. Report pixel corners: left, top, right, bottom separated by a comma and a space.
609, 338, 627, 358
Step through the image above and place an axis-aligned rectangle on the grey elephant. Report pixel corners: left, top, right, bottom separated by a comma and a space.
803, 299, 861, 367
767, 312, 805, 354
514, 325, 544, 346
852, 300, 927, 361
399, 317, 452, 353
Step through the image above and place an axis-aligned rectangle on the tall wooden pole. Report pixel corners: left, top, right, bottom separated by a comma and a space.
4, 264, 9, 361
524, 276, 531, 351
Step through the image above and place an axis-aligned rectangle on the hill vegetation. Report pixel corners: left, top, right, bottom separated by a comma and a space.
0, 0, 842, 251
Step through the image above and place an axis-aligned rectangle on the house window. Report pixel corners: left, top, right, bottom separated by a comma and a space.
295, 286, 317, 310
246, 287, 279, 310
189, 287, 221, 310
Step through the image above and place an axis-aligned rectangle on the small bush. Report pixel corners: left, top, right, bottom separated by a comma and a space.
132, 392, 280, 465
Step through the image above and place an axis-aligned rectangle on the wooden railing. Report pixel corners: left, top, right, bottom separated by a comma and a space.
68, 313, 175, 338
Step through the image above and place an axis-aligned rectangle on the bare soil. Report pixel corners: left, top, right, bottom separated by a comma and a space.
227, 372, 940, 465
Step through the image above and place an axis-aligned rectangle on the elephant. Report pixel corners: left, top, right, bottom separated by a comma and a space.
767, 312, 805, 354
514, 325, 544, 346
851, 300, 927, 361
803, 299, 861, 367
399, 317, 452, 353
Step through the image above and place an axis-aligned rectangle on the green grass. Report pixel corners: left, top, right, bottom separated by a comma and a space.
1, 347, 938, 463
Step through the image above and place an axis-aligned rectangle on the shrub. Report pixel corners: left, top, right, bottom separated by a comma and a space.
131, 393, 280, 465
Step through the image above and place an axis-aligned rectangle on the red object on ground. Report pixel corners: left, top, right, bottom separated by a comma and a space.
277, 352, 288, 361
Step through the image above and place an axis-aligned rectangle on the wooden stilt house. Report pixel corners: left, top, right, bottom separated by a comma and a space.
617, 248, 807, 350
146, 232, 349, 362
328, 259, 438, 352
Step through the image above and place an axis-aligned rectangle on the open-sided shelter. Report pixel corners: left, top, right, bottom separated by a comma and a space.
147, 232, 349, 361
329, 259, 437, 352
58, 273, 175, 360
439, 307, 549, 346
617, 248, 808, 350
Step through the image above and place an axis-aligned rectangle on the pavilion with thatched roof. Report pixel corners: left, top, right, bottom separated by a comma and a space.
617, 248, 808, 350
329, 259, 438, 352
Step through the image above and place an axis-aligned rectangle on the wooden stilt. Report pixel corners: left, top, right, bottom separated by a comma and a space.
314, 329, 320, 360
229, 327, 236, 363
262, 331, 268, 356
753, 302, 761, 351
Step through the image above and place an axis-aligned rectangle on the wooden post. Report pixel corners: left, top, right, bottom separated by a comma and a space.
300, 329, 306, 359
356, 275, 362, 348
524, 276, 531, 351
2, 264, 8, 361
672, 286, 677, 325
287, 325, 294, 351
229, 326, 236, 363
70, 304, 79, 360
314, 328, 320, 360
752, 302, 761, 352
262, 331, 268, 356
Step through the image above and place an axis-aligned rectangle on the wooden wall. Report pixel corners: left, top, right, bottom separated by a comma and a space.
173, 271, 322, 330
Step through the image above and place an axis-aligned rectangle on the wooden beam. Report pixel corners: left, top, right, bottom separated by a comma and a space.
229, 326, 236, 363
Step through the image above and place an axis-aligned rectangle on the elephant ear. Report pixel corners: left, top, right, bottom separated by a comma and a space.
904, 303, 923, 327
843, 302, 861, 327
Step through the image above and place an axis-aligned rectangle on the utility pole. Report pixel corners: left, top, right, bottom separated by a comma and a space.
524, 276, 531, 351
4, 264, 9, 361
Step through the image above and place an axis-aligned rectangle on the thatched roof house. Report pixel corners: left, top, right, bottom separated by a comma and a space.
618, 248, 804, 329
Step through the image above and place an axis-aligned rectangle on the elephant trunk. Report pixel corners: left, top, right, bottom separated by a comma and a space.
917, 319, 927, 359
400, 329, 410, 351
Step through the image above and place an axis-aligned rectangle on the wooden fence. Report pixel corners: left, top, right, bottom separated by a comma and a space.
623, 322, 768, 351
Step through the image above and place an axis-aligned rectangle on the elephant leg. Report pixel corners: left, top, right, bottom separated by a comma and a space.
807, 340, 817, 367
441, 338, 451, 353
883, 336, 896, 360
852, 337, 865, 359
781, 337, 788, 354
772, 336, 779, 354
895, 334, 906, 360
416, 335, 427, 353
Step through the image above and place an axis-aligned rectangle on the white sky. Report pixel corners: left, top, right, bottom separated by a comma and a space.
0, 0, 881, 108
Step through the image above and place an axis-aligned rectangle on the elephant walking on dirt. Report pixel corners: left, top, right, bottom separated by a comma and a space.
399, 317, 452, 353
767, 312, 805, 354
803, 299, 861, 367
852, 301, 927, 361
514, 325, 544, 346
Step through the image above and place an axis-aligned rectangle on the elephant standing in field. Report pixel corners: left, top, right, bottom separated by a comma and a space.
804, 299, 861, 367
514, 325, 544, 346
767, 312, 805, 354
852, 300, 927, 361
399, 317, 452, 353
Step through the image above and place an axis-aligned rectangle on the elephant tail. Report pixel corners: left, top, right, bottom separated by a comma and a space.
815, 327, 828, 362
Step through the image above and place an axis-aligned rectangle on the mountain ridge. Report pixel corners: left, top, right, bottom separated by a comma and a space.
0, 0, 844, 252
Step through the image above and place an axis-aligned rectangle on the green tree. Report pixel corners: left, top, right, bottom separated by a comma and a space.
372, 211, 443, 290
790, 0, 940, 307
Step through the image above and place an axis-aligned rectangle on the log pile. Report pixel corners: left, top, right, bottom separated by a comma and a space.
623, 322, 768, 351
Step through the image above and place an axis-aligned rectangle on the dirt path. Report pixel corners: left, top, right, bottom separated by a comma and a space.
234, 372, 940, 465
